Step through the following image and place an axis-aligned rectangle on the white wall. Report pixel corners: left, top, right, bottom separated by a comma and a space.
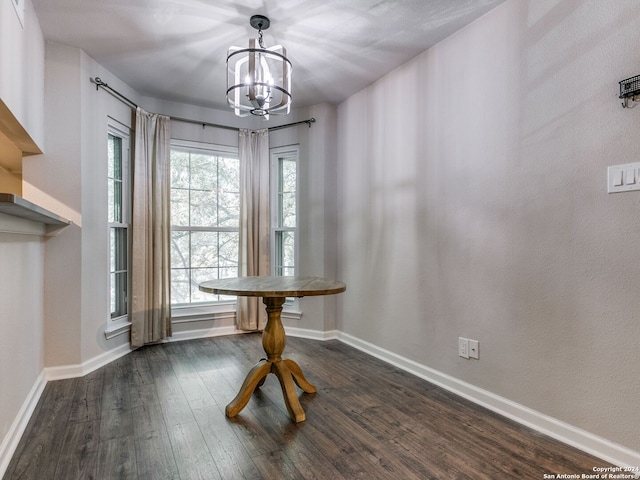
278, 103, 340, 333
337, 0, 640, 453
21, 43, 140, 368
0, 232, 44, 471
0, 0, 47, 471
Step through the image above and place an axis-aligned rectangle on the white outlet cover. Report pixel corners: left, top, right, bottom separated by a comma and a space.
458, 337, 469, 359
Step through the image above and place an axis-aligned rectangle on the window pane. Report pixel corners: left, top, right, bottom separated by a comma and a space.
190, 153, 216, 191
110, 272, 116, 314
111, 271, 127, 318
281, 267, 295, 277
280, 192, 296, 227
171, 268, 191, 305
282, 231, 295, 268
170, 230, 190, 269
218, 232, 239, 267
275, 231, 295, 276
281, 158, 296, 193
110, 228, 116, 272
110, 225, 128, 318
219, 190, 239, 227
108, 136, 115, 179
190, 189, 217, 227
170, 188, 190, 226
170, 150, 189, 188
191, 268, 219, 303
112, 137, 122, 180
108, 134, 122, 180
219, 157, 239, 191
191, 231, 219, 268
113, 180, 122, 223
114, 227, 128, 271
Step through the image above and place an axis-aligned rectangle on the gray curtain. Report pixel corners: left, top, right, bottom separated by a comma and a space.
130, 107, 172, 347
237, 128, 270, 330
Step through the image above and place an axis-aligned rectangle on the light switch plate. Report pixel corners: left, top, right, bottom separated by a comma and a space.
469, 339, 479, 359
608, 162, 640, 193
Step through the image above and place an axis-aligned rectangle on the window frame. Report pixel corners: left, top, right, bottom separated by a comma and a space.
107, 121, 132, 331
169, 139, 240, 318
270, 145, 300, 309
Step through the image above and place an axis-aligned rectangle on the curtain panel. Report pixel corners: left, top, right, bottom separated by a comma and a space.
130, 107, 172, 347
237, 128, 270, 330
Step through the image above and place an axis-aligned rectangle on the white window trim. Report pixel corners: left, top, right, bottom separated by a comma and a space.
170, 139, 240, 318
106, 120, 132, 338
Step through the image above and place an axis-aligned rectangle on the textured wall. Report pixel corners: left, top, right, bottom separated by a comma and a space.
337, 0, 640, 452
0, 233, 44, 468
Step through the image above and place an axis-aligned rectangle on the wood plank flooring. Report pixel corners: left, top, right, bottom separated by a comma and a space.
3, 334, 609, 479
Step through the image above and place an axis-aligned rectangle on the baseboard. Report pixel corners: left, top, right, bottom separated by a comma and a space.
0, 370, 47, 479
45, 325, 237, 381
45, 341, 134, 381
287, 326, 339, 341
336, 331, 640, 469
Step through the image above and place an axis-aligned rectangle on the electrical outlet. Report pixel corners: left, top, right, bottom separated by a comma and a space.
458, 337, 469, 358
469, 339, 479, 359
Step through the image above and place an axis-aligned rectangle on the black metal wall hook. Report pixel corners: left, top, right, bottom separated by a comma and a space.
619, 75, 640, 108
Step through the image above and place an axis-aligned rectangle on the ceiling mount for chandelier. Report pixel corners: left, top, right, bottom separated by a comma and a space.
226, 14, 292, 119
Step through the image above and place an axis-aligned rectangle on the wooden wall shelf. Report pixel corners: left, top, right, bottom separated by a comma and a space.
0, 193, 70, 235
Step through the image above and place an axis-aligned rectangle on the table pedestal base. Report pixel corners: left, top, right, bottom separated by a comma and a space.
225, 297, 316, 423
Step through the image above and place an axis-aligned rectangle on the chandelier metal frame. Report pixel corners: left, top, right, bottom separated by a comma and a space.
226, 15, 292, 119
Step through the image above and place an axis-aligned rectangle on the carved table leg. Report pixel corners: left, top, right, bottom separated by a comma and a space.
224, 360, 271, 418
225, 296, 316, 423
283, 359, 317, 393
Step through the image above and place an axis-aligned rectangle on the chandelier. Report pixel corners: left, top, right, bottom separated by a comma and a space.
226, 15, 292, 119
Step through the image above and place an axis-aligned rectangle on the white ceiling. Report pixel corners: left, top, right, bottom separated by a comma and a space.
32, 0, 506, 111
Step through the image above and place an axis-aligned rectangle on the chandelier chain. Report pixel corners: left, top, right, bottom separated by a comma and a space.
258, 28, 265, 49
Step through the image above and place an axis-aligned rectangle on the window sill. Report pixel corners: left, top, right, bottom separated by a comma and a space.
171, 302, 236, 324
104, 302, 301, 339
282, 306, 302, 321
104, 320, 132, 340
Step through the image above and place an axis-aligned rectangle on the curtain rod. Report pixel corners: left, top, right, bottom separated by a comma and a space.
90, 77, 315, 132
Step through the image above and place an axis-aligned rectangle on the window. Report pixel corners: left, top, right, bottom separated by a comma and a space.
271, 146, 298, 277
170, 141, 240, 305
108, 124, 131, 322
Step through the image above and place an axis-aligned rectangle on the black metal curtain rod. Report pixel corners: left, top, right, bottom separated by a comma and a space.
90, 77, 315, 131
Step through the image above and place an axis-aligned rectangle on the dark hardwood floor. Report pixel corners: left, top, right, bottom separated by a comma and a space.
4, 334, 607, 479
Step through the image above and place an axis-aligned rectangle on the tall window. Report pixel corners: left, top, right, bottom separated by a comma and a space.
271, 146, 298, 277
108, 124, 130, 321
170, 141, 240, 304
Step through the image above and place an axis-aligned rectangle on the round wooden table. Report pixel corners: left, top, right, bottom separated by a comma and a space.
199, 276, 346, 422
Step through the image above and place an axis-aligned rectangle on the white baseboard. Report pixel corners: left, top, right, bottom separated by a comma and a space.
287, 326, 339, 341
45, 341, 134, 381
336, 331, 640, 469
0, 371, 47, 479
45, 325, 237, 381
